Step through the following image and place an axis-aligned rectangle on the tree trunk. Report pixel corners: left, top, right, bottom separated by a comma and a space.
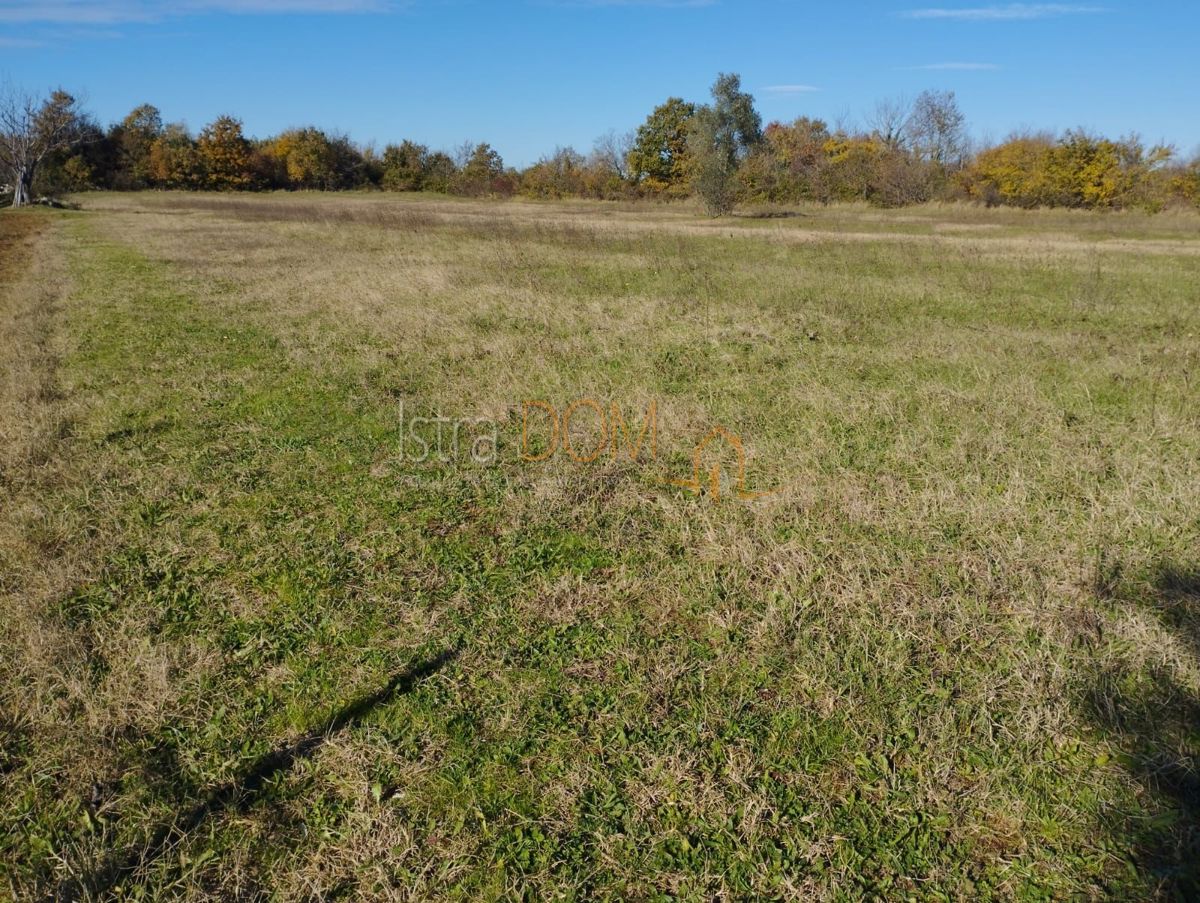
11, 168, 30, 208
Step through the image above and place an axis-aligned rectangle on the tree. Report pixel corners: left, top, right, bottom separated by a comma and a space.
381, 139, 430, 191
453, 142, 506, 197
148, 123, 201, 188
266, 127, 361, 190
963, 129, 1172, 210
582, 131, 635, 199
34, 117, 107, 195
591, 129, 633, 182
422, 151, 457, 194
0, 85, 86, 207
1042, 129, 1141, 208
197, 115, 252, 190
868, 95, 911, 151
871, 143, 929, 207
520, 146, 586, 199
322, 133, 365, 190
823, 132, 883, 202
689, 113, 736, 215
112, 103, 163, 188
268, 127, 327, 189
688, 73, 762, 216
965, 133, 1055, 206
1171, 155, 1200, 208
750, 117, 835, 203
906, 89, 967, 168
626, 97, 696, 195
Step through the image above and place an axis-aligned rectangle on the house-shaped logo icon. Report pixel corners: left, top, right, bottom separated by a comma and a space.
667, 426, 776, 501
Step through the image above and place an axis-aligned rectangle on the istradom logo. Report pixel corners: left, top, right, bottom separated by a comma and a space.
519, 399, 778, 502
398, 398, 780, 503
665, 426, 776, 501
520, 399, 657, 464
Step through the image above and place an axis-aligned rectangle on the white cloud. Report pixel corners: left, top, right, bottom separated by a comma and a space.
903, 62, 1001, 69
0, 0, 393, 24
902, 4, 1103, 20
762, 84, 820, 95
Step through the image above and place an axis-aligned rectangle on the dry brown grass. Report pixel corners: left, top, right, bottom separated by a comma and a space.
83, 190, 1200, 257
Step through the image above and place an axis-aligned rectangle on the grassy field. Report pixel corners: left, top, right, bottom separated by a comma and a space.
1, 192, 1198, 900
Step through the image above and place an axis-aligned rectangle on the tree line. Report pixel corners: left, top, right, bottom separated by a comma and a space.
4, 75, 1198, 213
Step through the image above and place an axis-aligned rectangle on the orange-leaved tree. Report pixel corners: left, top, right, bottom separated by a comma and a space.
197, 115, 252, 190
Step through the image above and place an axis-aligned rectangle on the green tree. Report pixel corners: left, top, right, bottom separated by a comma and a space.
113, 103, 163, 188
626, 97, 696, 195
453, 142, 506, 196
422, 151, 456, 193
381, 139, 430, 191
33, 116, 110, 195
688, 73, 762, 216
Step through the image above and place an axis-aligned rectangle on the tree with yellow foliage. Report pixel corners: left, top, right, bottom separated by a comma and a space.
147, 123, 200, 188
965, 131, 1172, 209
965, 134, 1056, 207
197, 115, 252, 190
823, 133, 881, 202
265, 127, 361, 190
1173, 159, 1200, 207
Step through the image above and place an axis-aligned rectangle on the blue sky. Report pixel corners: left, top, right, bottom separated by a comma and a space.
2, 1, 1197, 167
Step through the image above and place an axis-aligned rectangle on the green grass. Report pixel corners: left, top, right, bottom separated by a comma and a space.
1, 195, 1199, 899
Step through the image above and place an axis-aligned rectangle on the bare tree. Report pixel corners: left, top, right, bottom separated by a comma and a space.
452, 140, 476, 170
906, 89, 968, 168
0, 84, 85, 207
830, 106, 856, 138
590, 128, 633, 181
868, 95, 912, 151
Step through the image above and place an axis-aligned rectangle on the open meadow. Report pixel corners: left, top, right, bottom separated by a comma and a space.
2, 192, 1199, 899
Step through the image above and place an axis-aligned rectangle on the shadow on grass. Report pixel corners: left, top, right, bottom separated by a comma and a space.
58, 646, 460, 901
1086, 563, 1200, 897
